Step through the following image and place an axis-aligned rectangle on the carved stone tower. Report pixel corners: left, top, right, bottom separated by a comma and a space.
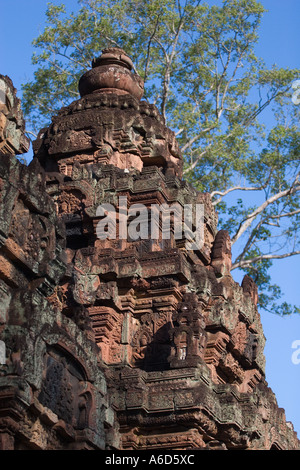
0, 49, 299, 450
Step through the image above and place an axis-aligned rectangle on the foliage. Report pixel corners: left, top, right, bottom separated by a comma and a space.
21, 0, 300, 315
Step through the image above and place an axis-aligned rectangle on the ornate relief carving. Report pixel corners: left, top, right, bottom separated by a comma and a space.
0, 52, 298, 452
39, 347, 91, 429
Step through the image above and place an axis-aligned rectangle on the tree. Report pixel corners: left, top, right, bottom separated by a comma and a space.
21, 0, 300, 315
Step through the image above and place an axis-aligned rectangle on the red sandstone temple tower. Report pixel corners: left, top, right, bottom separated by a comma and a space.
0, 50, 299, 450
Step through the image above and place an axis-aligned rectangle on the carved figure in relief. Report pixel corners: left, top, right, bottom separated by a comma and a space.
132, 332, 149, 362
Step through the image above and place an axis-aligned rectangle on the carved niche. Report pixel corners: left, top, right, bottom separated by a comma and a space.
131, 310, 173, 370
169, 293, 207, 368
38, 346, 92, 430
57, 189, 83, 216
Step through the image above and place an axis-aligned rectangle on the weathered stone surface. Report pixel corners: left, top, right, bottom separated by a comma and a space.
0, 94, 118, 449
0, 48, 299, 450
79, 47, 144, 100
0, 75, 30, 156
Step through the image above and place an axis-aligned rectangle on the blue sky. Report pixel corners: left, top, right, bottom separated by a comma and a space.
1, 0, 300, 438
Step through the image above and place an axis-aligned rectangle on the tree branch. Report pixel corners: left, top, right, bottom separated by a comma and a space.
210, 184, 267, 205
231, 250, 300, 270
231, 176, 300, 245
182, 144, 212, 175
143, 16, 160, 83
157, 17, 184, 120
180, 123, 216, 153
269, 208, 300, 220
